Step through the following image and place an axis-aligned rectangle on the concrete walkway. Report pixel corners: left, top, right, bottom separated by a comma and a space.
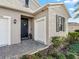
0, 40, 48, 59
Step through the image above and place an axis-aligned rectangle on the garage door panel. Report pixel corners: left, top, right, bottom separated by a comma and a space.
34, 17, 46, 44
0, 18, 10, 47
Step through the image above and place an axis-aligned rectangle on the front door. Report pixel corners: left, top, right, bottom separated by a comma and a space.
21, 18, 28, 40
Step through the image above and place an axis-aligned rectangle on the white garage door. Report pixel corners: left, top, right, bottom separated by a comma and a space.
34, 17, 46, 44
0, 16, 11, 47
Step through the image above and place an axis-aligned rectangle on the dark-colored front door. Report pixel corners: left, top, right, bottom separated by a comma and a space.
21, 18, 28, 39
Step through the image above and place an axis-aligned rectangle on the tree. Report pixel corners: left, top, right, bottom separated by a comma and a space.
74, 2, 79, 19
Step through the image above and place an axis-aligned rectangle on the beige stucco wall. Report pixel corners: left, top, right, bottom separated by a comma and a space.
0, 8, 21, 45
68, 24, 79, 32
33, 5, 69, 45
19, 0, 40, 11
0, 4, 69, 45
48, 5, 69, 44
0, 7, 33, 45
34, 10, 48, 19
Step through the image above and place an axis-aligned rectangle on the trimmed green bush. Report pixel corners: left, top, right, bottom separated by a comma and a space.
66, 53, 76, 59
57, 53, 66, 59
51, 37, 65, 48
67, 32, 79, 44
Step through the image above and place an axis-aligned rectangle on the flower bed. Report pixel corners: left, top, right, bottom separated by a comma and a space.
20, 32, 79, 59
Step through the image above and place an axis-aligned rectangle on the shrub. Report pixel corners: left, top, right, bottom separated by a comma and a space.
75, 30, 79, 32
66, 32, 79, 44
51, 51, 58, 57
20, 55, 28, 59
32, 52, 42, 59
66, 53, 76, 59
51, 37, 65, 48
47, 56, 53, 59
57, 53, 66, 59
32, 54, 40, 59
35, 52, 42, 57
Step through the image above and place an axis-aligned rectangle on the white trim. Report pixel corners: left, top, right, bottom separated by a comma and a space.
28, 45, 50, 55
7, 16, 11, 45
32, 0, 40, 7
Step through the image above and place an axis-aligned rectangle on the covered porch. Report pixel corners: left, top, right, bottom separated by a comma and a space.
0, 40, 48, 59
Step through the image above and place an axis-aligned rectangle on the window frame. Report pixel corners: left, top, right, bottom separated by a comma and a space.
56, 15, 65, 32
25, 0, 29, 7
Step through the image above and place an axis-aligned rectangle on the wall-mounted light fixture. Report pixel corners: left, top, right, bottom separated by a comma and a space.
14, 19, 17, 24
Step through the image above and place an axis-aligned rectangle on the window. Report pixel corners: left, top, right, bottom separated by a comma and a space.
56, 15, 65, 32
20, 0, 29, 7
25, 0, 29, 7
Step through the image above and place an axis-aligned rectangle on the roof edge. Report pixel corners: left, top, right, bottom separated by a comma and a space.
0, 2, 71, 18
33, 3, 71, 18
33, 0, 41, 7
0, 4, 34, 15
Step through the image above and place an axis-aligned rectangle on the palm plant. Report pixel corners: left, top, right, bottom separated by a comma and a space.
74, 1, 79, 18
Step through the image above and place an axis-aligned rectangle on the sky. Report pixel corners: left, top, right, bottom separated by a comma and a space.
39, 0, 79, 23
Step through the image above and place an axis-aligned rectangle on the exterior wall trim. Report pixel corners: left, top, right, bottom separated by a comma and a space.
33, 3, 71, 18
0, 3, 70, 18
33, 0, 41, 7
0, 5, 33, 16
